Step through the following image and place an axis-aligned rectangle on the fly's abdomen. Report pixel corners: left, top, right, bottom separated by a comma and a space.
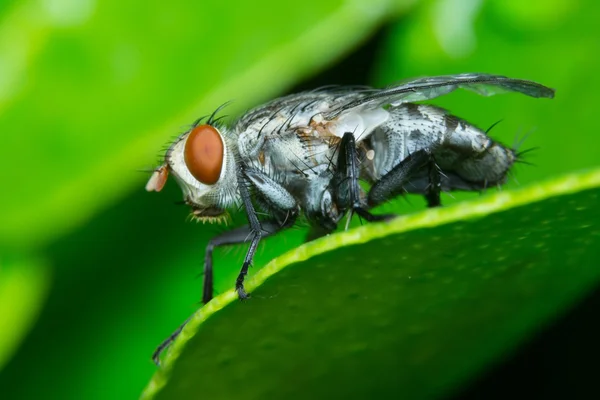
365, 103, 516, 190
366, 104, 447, 179
449, 143, 516, 185
434, 112, 516, 186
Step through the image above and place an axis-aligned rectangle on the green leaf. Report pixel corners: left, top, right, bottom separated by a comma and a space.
142, 168, 600, 399
0, 0, 409, 250
0, 256, 50, 371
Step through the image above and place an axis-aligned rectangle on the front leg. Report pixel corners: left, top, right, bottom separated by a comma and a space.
153, 170, 298, 365
234, 167, 298, 299
202, 220, 294, 304
152, 221, 293, 366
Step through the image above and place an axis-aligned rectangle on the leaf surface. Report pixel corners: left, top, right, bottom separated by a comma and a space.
143, 169, 600, 400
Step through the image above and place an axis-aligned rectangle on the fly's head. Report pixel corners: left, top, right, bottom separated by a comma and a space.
146, 122, 239, 223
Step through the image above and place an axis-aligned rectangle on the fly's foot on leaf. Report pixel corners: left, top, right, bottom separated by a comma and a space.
376, 213, 397, 222
354, 208, 396, 223
236, 285, 251, 301
152, 348, 163, 366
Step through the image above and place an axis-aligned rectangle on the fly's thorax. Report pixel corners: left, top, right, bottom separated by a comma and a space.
235, 99, 328, 160
237, 118, 335, 189
164, 124, 239, 219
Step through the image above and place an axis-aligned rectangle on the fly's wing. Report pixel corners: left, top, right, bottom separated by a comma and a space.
323, 73, 555, 119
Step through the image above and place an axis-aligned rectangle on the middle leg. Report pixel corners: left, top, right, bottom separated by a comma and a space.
334, 132, 393, 222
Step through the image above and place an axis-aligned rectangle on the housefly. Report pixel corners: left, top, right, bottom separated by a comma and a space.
146, 73, 554, 363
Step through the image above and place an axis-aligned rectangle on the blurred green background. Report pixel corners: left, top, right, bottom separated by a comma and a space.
0, 0, 599, 398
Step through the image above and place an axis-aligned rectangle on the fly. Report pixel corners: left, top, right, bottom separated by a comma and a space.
146, 73, 555, 363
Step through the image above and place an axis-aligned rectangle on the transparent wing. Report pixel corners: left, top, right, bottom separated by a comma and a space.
323, 73, 555, 119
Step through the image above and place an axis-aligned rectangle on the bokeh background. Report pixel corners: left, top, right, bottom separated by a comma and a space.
1, 0, 599, 398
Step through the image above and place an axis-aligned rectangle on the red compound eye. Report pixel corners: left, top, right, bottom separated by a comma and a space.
184, 124, 224, 185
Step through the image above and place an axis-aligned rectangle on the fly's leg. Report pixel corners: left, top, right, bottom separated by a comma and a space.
202, 220, 295, 303
154, 167, 298, 366
234, 167, 298, 300
424, 156, 442, 207
152, 219, 295, 366
153, 169, 298, 365
334, 132, 394, 222
236, 172, 262, 300
152, 315, 192, 365
367, 149, 434, 209
154, 223, 289, 366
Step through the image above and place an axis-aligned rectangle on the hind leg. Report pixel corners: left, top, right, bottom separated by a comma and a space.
424, 159, 442, 208
368, 149, 440, 209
